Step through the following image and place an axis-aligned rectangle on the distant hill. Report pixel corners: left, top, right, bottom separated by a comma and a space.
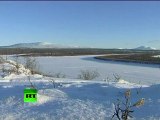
133, 46, 156, 50
0, 42, 80, 49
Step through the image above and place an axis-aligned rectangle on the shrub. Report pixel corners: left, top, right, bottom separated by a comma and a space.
77, 69, 100, 80
27, 75, 36, 89
52, 72, 66, 78
103, 76, 112, 85
24, 57, 39, 74
112, 89, 145, 120
0, 56, 5, 64
113, 73, 121, 82
49, 78, 63, 88
0, 64, 16, 78
13, 55, 21, 74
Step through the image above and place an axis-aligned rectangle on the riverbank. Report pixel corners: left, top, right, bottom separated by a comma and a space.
95, 54, 160, 65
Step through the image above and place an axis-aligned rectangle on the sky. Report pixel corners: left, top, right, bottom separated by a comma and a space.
0, 1, 160, 49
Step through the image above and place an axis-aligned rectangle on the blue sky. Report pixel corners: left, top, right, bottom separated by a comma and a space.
0, 1, 160, 49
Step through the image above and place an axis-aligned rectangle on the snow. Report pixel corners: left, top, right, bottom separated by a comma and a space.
5, 42, 80, 49
133, 46, 157, 50
153, 55, 160, 58
0, 55, 160, 119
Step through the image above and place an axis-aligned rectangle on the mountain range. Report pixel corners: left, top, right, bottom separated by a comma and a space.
0, 42, 158, 50
0, 42, 80, 49
133, 46, 157, 50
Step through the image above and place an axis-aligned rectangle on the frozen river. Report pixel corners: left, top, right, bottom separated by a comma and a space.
9, 55, 160, 85
32, 55, 160, 85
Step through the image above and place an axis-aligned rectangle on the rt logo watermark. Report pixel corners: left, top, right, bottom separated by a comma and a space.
24, 88, 37, 102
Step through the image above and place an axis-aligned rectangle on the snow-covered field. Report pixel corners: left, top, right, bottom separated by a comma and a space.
1, 55, 160, 120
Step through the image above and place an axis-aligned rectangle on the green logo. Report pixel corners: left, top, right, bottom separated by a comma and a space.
24, 88, 37, 102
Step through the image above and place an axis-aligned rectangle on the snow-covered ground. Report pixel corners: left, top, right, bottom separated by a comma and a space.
1, 56, 160, 120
